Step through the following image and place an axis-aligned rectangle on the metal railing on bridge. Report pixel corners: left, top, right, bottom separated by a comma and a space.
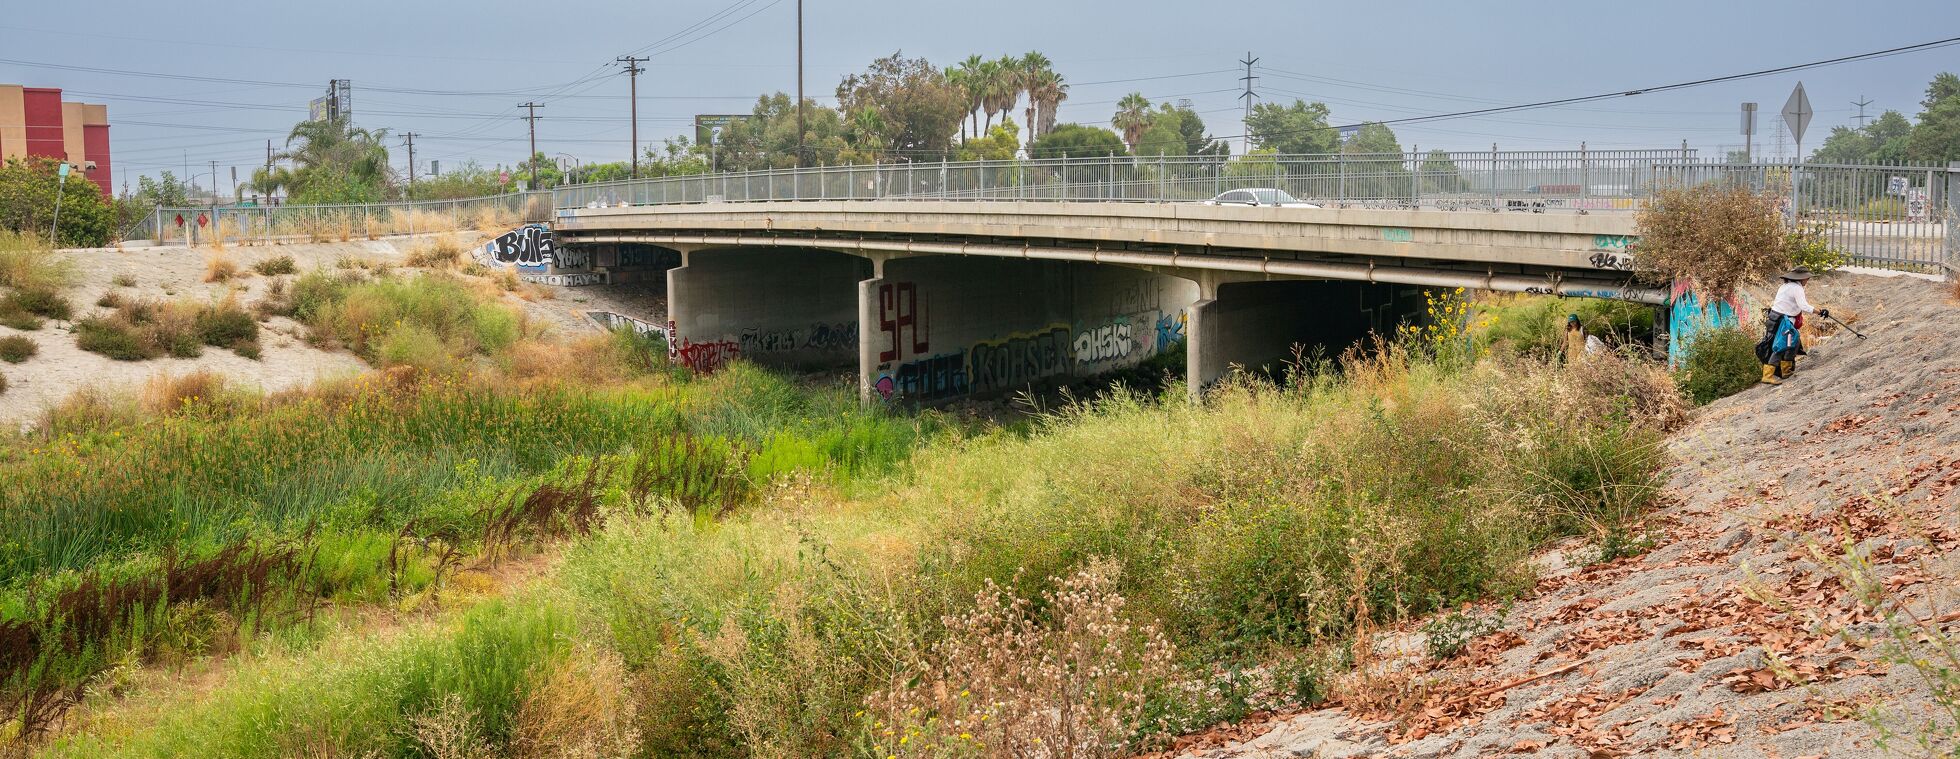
551, 148, 1699, 212
130, 150, 1958, 276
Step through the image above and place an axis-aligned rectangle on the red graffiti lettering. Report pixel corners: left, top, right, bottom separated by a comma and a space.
676, 339, 739, 373
878, 282, 929, 363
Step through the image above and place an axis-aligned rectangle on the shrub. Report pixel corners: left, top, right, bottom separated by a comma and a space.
203, 252, 242, 283
0, 305, 40, 330
309, 275, 520, 363
75, 317, 160, 360
1420, 607, 1506, 661
4, 287, 74, 320
0, 230, 77, 291
1675, 327, 1761, 404
376, 323, 457, 373
1855, 195, 1906, 220
111, 273, 137, 288
1786, 223, 1850, 273
1633, 183, 1788, 297
252, 255, 297, 276
0, 371, 6, 394
194, 299, 260, 349
0, 335, 36, 363
406, 238, 467, 269
233, 338, 263, 360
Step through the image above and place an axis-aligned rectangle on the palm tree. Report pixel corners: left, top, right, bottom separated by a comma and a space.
952, 54, 987, 140
251, 118, 392, 203
1112, 93, 1153, 153
1031, 70, 1068, 140
982, 56, 1020, 132
1017, 51, 1052, 142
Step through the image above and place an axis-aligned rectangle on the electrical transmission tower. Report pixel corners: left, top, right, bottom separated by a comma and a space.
1239, 52, 1259, 154
1851, 96, 1874, 129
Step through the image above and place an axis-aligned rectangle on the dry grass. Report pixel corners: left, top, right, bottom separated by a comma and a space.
510, 652, 641, 759
405, 238, 467, 269
504, 337, 626, 386
467, 205, 521, 235
138, 369, 252, 418
869, 562, 1179, 759
203, 251, 243, 283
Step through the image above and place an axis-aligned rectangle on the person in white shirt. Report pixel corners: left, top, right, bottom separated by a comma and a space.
1756, 267, 1829, 385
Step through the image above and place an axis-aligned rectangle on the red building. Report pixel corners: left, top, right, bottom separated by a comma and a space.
1, 84, 113, 196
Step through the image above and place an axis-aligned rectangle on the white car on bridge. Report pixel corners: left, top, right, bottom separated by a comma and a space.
1205, 188, 1321, 208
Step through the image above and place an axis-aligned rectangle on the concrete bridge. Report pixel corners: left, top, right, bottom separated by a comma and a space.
546, 200, 1653, 403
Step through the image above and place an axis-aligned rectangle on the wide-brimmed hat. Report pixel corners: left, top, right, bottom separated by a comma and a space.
1779, 266, 1814, 281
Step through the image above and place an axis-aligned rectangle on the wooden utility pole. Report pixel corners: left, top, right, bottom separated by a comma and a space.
402, 132, 418, 199
617, 56, 649, 178
795, 0, 805, 167
520, 102, 544, 189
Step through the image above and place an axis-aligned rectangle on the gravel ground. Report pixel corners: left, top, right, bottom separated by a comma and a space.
1170, 271, 1960, 759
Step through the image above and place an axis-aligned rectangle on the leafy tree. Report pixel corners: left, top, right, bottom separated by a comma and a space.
1223, 148, 1280, 181
251, 119, 394, 204
1419, 149, 1466, 193
713, 93, 858, 170
1907, 72, 1960, 163
516, 152, 564, 190
1027, 124, 1127, 159
1814, 109, 1910, 164
1246, 99, 1339, 155
1134, 121, 1187, 157
957, 120, 1021, 161
577, 162, 633, 184
1341, 122, 1410, 198
116, 172, 193, 234
408, 161, 504, 200
1152, 104, 1226, 157
836, 53, 966, 162
0, 158, 114, 247
1111, 93, 1153, 153
645, 136, 712, 177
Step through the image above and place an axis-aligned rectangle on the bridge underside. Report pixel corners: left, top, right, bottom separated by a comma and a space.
609, 237, 1433, 404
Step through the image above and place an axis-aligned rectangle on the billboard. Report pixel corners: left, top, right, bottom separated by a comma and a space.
309, 80, 352, 122
694, 114, 748, 146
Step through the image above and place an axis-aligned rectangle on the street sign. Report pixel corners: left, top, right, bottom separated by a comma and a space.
1781, 82, 1812, 146
196, 214, 208, 228
1906, 187, 1929, 221
1740, 103, 1757, 136
1888, 176, 1909, 196
174, 214, 185, 228
56, 162, 70, 179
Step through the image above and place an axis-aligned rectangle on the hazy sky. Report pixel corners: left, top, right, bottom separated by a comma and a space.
5, 0, 1958, 193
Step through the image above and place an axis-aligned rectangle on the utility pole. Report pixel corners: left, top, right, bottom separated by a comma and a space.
520, 102, 544, 189
1238, 52, 1259, 155
209, 160, 218, 208
795, 0, 806, 167
617, 56, 649, 178
1851, 96, 1874, 129
402, 132, 418, 199
264, 140, 275, 204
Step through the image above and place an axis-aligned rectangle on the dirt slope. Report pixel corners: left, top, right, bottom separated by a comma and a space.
1174, 271, 1960, 759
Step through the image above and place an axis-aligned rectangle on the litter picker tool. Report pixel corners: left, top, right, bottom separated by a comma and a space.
1825, 312, 1866, 339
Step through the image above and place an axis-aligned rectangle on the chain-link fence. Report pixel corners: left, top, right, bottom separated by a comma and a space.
131, 192, 551, 246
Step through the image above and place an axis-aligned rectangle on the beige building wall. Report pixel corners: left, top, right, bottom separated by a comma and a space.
62, 101, 85, 164
0, 85, 25, 161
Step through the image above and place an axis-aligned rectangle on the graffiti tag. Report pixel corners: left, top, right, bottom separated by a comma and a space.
878, 282, 929, 363
877, 353, 970, 402
968, 326, 1072, 394
1381, 227, 1414, 243
1587, 251, 1633, 271
1073, 318, 1135, 365
675, 338, 739, 373
1155, 311, 1187, 347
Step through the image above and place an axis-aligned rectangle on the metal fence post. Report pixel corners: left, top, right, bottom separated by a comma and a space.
1410, 146, 1420, 207
1061, 155, 1068, 200
1490, 143, 1500, 211
1338, 152, 1347, 204
1580, 142, 1590, 205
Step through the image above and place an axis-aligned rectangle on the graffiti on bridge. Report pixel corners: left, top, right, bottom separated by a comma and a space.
586, 311, 671, 342
968, 325, 1072, 394
675, 338, 739, 373
1587, 251, 1633, 271
478, 224, 557, 271
739, 321, 859, 355
878, 282, 930, 362
523, 272, 607, 287
1073, 317, 1135, 365
1155, 311, 1187, 348
875, 353, 970, 402
1104, 280, 1160, 314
